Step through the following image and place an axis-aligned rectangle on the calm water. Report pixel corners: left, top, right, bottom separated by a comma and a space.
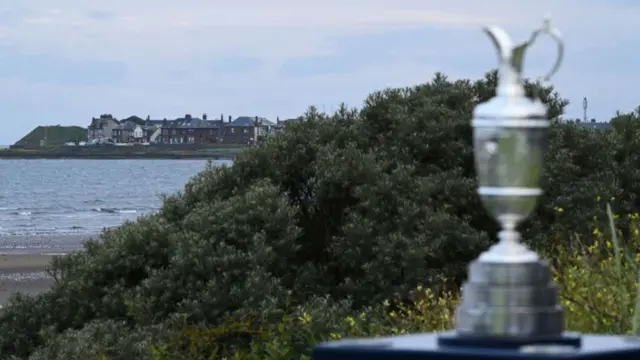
0, 159, 229, 237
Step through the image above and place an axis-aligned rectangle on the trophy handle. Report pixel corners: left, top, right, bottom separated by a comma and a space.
482, 26, 513, 67
483, 18, 564, 81
526, 17, 564, 81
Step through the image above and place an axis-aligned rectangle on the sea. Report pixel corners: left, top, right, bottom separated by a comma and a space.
0, 159, 230, 254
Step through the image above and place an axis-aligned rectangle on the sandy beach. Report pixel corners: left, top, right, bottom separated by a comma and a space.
0, 253, 58, 303
0, 234, 96, 304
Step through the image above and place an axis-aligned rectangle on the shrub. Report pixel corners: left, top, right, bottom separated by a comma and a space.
152, 209, 639, 360
0, 70, 639, 359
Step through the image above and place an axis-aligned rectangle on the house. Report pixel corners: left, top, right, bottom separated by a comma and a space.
112, 115, 164, 143
132, 125, 144, 142
272, 116, 302, 134
159, 114, 221, 145
88, 114, 119, 141
222, 116, 276, 144
562, 118, 612, 130
575, 119, 611, 130
112, 120, 136, 143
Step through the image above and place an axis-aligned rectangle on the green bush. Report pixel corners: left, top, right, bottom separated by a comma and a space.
148, 212, 640, 360
1, 70, 640, 359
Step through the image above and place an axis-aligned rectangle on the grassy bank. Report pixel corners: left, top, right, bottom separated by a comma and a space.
0, 147, 243, 160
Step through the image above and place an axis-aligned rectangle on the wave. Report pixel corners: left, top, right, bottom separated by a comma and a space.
0, 225, 94, 236
0, 206, 147, 216
91, 207, 138, 214
82, 198, 105, 204
13, 211, 37, 216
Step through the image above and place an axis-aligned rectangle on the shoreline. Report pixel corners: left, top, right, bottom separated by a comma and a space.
0, 145, 244, 160
0, 234, 94, 304
0, 233, 96, 254
0, 254, 60, 304
0, 153, 238, 160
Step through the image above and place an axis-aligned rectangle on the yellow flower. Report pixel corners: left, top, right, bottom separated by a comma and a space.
345, 316, 356, 327
298, 312, 312, 325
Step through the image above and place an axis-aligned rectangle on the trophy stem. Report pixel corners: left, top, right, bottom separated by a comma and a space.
479, 229, 539, 263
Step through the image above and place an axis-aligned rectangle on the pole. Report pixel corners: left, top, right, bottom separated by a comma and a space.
583, 97, 588, 123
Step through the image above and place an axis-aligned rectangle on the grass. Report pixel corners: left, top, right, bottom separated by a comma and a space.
13, 126, 87, 147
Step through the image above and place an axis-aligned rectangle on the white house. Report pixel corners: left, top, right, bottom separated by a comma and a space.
132, 125, 144, 142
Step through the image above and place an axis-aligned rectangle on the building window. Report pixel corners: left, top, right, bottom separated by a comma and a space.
231, 128, 235, 134
243, 128, 249, 133
188, 136, 195, 144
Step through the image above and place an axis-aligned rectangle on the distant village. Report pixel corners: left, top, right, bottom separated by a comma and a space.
81, 113, 298, 147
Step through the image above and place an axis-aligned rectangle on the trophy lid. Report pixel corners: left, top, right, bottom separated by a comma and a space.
473, 91, 547, 125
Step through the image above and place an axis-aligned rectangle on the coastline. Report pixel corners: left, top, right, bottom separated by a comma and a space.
0, 151, 238, 160
0, 144, 245, 160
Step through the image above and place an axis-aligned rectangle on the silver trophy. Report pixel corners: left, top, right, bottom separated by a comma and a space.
454, 18, 567, 340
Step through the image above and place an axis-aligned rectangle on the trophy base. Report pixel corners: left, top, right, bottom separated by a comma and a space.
454, 255, 565, 339
437, 331, 582, 350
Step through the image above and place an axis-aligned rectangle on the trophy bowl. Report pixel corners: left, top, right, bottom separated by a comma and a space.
473, 122, 548, 230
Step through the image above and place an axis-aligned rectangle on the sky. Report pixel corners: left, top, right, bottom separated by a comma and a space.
0, 0, 638, 145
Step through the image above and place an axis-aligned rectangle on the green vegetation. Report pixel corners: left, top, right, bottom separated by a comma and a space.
0, 146, 243, 160
1, 70, 640, 359
12, 126, 87, 147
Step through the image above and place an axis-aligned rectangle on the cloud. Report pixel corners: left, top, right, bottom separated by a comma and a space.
0, 0, 639, 144
280, 27, 469, 78
0, 8, 37, 25
211, 57, 264, 75
86, 10, 117, 20
0, 46, 127, 85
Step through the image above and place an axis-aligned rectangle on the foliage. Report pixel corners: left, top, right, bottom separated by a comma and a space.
0, 69, 639, 359
552, 205, 640, 335
148, 209, 639, 360
12, 126, 87, 147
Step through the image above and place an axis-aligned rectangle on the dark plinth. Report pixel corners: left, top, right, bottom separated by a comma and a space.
312, 332, 640, 360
